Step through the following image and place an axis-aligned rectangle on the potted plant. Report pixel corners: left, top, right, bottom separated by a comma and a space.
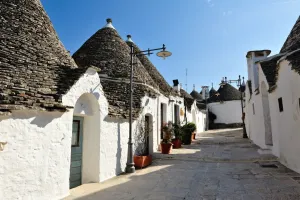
161, 121, 173, 154
172, 123, 183, 148
134, 118, 152, 169
182, 122, 197, 145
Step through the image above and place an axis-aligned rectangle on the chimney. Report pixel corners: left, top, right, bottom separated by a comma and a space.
201, 86, 209, 99
173, 79, 180, 93
246, 50, 271, 90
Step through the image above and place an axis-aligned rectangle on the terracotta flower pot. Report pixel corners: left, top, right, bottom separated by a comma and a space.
192, 132, 196, 140
172, 138, 182, 149
161, 143, 172, 154
134, 155, 152, 169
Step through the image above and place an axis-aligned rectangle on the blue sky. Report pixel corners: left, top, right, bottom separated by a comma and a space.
41, 0, 300, 93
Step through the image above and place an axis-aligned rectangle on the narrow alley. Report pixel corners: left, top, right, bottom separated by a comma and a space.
65, 129, 300, 200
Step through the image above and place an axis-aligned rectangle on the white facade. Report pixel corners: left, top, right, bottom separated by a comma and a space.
186, 102, 206, 133
0, 68, 104, 200
245, 50, 300, 174
0, 65, 208, 199
208, 101, 242, 125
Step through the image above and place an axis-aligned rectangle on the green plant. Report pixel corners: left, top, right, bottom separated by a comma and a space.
172, 123, 183, 140
185, 122, 197, 133
181, 122, 196, 145
161, 121, 172, 144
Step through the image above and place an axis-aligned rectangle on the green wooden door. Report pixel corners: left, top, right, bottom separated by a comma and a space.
70, 116, 84, 189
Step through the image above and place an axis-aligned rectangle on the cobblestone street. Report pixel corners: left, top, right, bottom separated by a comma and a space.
65, 129, 300, 200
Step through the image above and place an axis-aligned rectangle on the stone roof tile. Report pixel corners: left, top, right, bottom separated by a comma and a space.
125, 36, 176, 96
73, 19, 159, 119
190, 90, 203, 100
260, 54, 285, 92
0, 0, 86, 114
208, 83, 240, 103
280, 16, 300, 53
180, 89, 194, 111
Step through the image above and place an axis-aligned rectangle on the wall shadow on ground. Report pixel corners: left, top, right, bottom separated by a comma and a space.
67, 128, 283, 200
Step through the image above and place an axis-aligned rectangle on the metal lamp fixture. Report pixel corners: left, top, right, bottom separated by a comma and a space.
125, 35, 172, 174
157, 44, 172, 59
201, 86, 209, 131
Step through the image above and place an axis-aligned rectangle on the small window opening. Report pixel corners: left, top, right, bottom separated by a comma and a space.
252, 103, 255, 115
278, 97, 283, 112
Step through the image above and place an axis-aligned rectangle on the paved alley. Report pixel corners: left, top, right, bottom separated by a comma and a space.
65, 129, 300, 200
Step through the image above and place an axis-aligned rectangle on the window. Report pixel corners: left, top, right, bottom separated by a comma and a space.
72, 120, 80, 147
174, 105, 180, 124
278, 97, 283, 112
252, 103, 255, 115
160, 103, 167, 139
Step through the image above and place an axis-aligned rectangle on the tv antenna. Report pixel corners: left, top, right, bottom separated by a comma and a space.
185, 68, 188, 91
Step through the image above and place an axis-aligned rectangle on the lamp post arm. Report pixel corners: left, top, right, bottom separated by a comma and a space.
134, 44, 167, 56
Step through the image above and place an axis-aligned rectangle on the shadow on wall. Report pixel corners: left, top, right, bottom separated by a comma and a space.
116, 121, 122, 175
104, 116, 128, 175
0, 110, 64, 128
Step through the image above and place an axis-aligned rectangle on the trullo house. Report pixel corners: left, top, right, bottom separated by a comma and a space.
244, 16, 300, 173
0, 1, 206, 199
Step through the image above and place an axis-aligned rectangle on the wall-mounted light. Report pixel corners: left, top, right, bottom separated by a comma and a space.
169, 99, 175, 103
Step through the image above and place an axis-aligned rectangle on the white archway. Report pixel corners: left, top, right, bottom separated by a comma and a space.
70, 93, 101, 188
261, 81, 273, 145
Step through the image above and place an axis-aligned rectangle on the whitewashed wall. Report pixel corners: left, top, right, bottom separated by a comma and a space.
0, 68, 104, 200
99, 95, 159, 182
274, 59, 300, 173
0, 67, 190, 200
208, 101, 242, 124
185, 102, 206, 133
245, 68, 272, 150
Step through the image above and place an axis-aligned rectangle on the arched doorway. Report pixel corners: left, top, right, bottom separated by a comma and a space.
261, 82, 273, 145
134, 114, 154, 156
145, 114, 154, 154
70, 93, 101, 189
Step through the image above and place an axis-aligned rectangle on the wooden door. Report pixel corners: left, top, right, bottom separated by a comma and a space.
70, 116, 84, 189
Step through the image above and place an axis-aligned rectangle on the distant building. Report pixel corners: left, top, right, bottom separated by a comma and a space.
207, 83, 242, 129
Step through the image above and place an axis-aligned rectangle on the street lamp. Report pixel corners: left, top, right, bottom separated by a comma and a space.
220, 76, 248, 138
125, 35, 172, 173
201, 86, 209, 131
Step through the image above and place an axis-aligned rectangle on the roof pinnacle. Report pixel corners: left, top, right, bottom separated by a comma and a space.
104, 18, 115, 29
126, 35, 134, 43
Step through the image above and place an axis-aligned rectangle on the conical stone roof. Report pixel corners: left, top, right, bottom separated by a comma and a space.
0, 0, 85, 114
73, 19, 158, 119
180, 89, 194, 111
190, 90, 203, 101
73, 19, 156, 87
280, 16, 300, 53
208, 83, 240, 103
125, 35, 175, 96
209, 87, 217, 97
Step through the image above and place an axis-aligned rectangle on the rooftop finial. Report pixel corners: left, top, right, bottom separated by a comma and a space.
126, 34, 134, 43
193, 84, 195, 91
104, 18, 115, 29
